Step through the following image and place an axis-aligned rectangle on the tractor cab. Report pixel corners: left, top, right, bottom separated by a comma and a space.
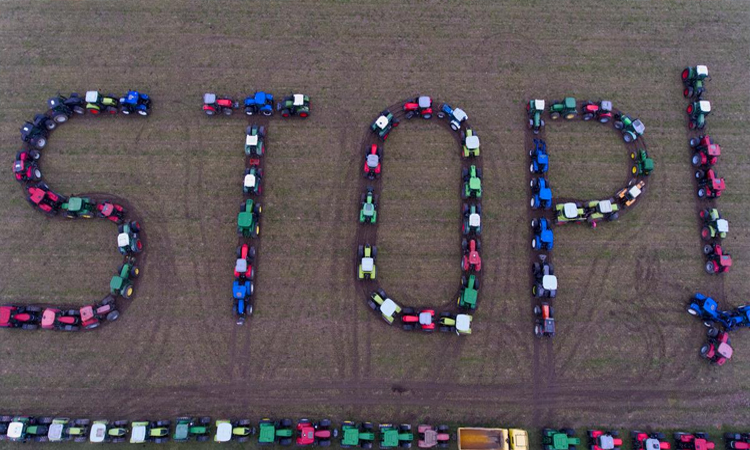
530, 99, 545, 113
374, 115, 389, 130
543, 275, 558, 293
455, 314, 472, 335
379, 298, 400, 324
246, 134, 258, 147
293, 94, 305, 107
469, 212, 480, 229
463, 129, 480, 157
558, 202, 584, 223
244, 172, 258, 189
644, 439, 662, 450
631, 119, 645, 135
47, 421, 67, 442
215, 422, 232, 442
697, 100, 711, 115
7, 421, 26, 441
203, 93, 216, 105
716, 219, 729, 234
130, 422, 149, 444
367, 153, 380, 169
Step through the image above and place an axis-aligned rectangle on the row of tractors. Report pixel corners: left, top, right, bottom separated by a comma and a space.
356, 96, 480, 335
2, 91, 151, 332
202, 92, 311, 118
526, 98, 654, 338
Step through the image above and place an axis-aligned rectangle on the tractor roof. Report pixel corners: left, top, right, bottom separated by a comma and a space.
707, 143, 721, 156
215, 422, 232, 442
233, 281, 251, 298
462, 287, 478, 305
363, 203, 374, 215
533, 99, 545, 110
246, 134, 259, 146
90, 423, 107, 443
238, 211, 253, 227
465, 135, 480, 150
699, 100, 711, 112
419, 311, 433, 325
293, 94, 304, 106
469, 177, 481, 190
130, 424, 147, 443
117, 233, 131, 247
598, 200, 613, 213
541, 230, 554, 244
367, 154, 380, 168
632, 119, 645, 134
235, 258, 248, 273
718, 342, 733, 359
244, 174, 257, 188
542, 275, 558, 290
539, 188, 552, 201
7, 422, 24, 439
469, 213, 480, 227
361, 257, 374, 272
712, 178, 725, 190
628, 185, 642, 199
456, 314, 471, 332
204, 93, 216, 104
375, 115, 389, 129
453, 108, 467, 122
601, 100, 613, 111
599, 436, 615, 450
563, 97, 576, 108
85, 91, 99, 103
418, 96, 431, 108
697, 65, 708, 76
717, 219, 729, 233
174, 423, 189, 440
42, 309, 57, 327
68, 197, 83, 211
48, 423, 64, 441
645, 439, 661, 450
255, 91, 270, 103
562, 203, 579, 219
381, 298, 398, 317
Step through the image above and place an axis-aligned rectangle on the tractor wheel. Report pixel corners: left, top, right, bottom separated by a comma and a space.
461, 238, 468, 251
462, 167, 469, 179
697, 188, 706, 198
623, 133, 634, 143
476, 204, 482, 215
29, 149, 41, 160
320, 440, 332, 447
281, 419, 293, 428
35, 137, 47, 149
531, 218, 538, 229
550, 112, 560, 120
372, 246, 377, 257
204, 109, 215, 116
614, 121, 624, 130
689, 137, 702, 148
705, 261, 716, 274
474, 278, 480, 289
223, 108, 233, 116
534, 324, 543, 337
122, 284, 134, 299
564, 113, 576, 120
451, 122, 459, 131
529, 163, 535, 173
197, 435, 210, 442
703, 245, 714, 255
53, 112, 69, 123
131, 267, 140, 278
701, 227, 711, 240
200, 417, 212, 425
106, 310, 120, 321
358, 245, 364, 258
405, 111, 415, 120
363, 443, 374, 449
249, 246, 257, 260
33, 168, 42, 180
402, 324, 414, 331
687, 307, 699, 316
262, 110, 273, 117
564, 429, 575, 437
532, 238, 538, 250
684, 87, 693, 98
238, 419, 252, 426
475, 239, 481, 251
437, 111, 446, 119
85, 321, 100, 330
583, 113, 593, 121
367, 300, 377, 310
707, 327, 719, 338
725, 434, 741, 441
691, 154, 702, 167
599, 115, 610, 124
688, 121, 696, 130
533, 305, 541, 316
476, 168, 482, 178
21, 324, 38, 330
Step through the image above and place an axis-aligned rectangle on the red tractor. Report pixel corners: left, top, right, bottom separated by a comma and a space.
96, 202, 126, 224
724, 434, 750, 449
631, 432, 671, 450
690, 135, 720, 168
26, 183, 65, 214
581, 100, 613, 123
700, 328, 732, 366
202, 93, 238, 116
417, 425, 450, 449
79, 296, 120, 329
400, 308, 435, 332
13, 150, 42, 183
673, 432, 714, 450
461, 239, 481, 272
235, 244, 256, 280
364, 144, 382, 179
695, 169, 725, 199
403, 96, 433, 119
588, 430, 622, 450
0, 305, 43, 330
296, 419, 336, 446
703, 243, 731, 274
41, 308, 81, 331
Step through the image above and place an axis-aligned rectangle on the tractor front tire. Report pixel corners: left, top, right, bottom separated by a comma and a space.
705, 261, 716, 274
614, 121, 624, 130
583, 113, 593, 121
550, 112, 560, 120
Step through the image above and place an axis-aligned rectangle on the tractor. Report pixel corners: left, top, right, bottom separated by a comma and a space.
110, 257, 139, 299
360, 187, 378, 224
682, 65, 710, 98
233, 278, 254, 325
258, 419, 294, 446
437, 103, 468, 131
245, 124, 266, 157
461, 128, 480, 158
532, 255, 557, 298
47, 93, 85, 122
173, 417, 212, 442
686, 293, 732, 329
119, 90, 151, 116
527, 99, 545, 134
588, 430, 623, 450
725, 434, 750, 450
88, 420, 129, 443
542, 428, 579, 450
687, 100, 711, 130
130, 420, 171, 444
529, 138, 549, 174
581, 100, 613, 123
244, 165, 263, 195
27, 183, 66, 214
79, 296, 120, 329
13, 150, 42, 183
41, 308, 81, 331
244, 91, 274, 116
531, 218, 554, 250
364, 144, 383, 179
673, 432, 714, 450
235, 244, 256, 280
690, 135, 720, 167
117, 221, 143, 255
20, 116, 51, 149
631, 148, 654, 176
46, 418, 90, 443
462, 165, 483, 199
585, 199, 619, 226
458, 274, 479, 310
699, 208, 728, 240
461, 238, 482, 272
614, 114, 645, 143
401, 308, 435, 332
548, 97, 577, 120
0, 305, 42, 330
616, 180, 646, 207
6, 417, 52, 442
462, 203, 481, 235
203, 93, 238, 116
277, 94, 311, 118
371, 110, 399, 140
340, 421, 376, 448
96, 201, 126, 223
403, 96, 433, 119
631, 432, 671, 450
238, 199, 262, 238
214, 419, 255, 443
358, 244, 377, 280
62, 196, 96, 219
696, 168, 725, 199
296, 419, 337, 446
701, 327, 733, 366
380, 424, 413, 449
368, 289, 401, 324
530, 177, 552, 210
533, 303, 555, 338
555, 202, 585, 225
417, 425, 450, 449
704, 243, 731, 274
437, 312, 472, 335
85, 91, 119, 114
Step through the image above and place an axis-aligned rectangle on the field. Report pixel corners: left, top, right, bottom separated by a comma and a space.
1, 0, 750, 434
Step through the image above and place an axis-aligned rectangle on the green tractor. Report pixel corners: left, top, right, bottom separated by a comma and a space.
462, 165, 482, 199
437, 313, 472, 335
458, 274, 479, 310
341, 421, 376, 448
173, 417, 212, 442
47, 418, 90, 443
548, 97, 577, 120
541, 428, 579, 450
614, 114, 645, 143
130, 420, 171, 444
527, 99, 546, 134
110, 257, 139, 299
682, 65, 709, 98
6, 416, 52, 442
631, 148, 654, 176
278, 94, 311, 118
214, 419, 255, 443
245, 124, 266, 156
88, 420, 129, 443
380, 424, 413, 449
358, 244, 377, 280
238, 199, 262, 238
687, 100, 711, 130
700, 208, 729, 240
461, 128, 480, 158
360, 187, 378, 224
244, 165, 263, 195
258, 418, 294, 446
62, 196, 95, 219
85, 90, 119, 114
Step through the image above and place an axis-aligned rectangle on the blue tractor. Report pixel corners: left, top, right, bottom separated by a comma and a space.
232, 280, 254, 325
531, 218, 554, 250
244, 91, 274, 116
687, 293, 727, 327
437, 103, 468, 131
530, 177, 553, 210
119, 90, 151, 116
529, 139, 549, 174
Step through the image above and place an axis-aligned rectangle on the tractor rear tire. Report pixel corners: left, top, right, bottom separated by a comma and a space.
405, 111, 415, 120
53, 112, 68, 123
372, 246, 377, 257
533, 306, 541, 316
358, 245, 364, 258
707, 327, 719, 338
107, 310, 120, 321
697, 188, 706, 198
583, 113, 593, 121
534, 324, 542, 337
705, 261, 716, 274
